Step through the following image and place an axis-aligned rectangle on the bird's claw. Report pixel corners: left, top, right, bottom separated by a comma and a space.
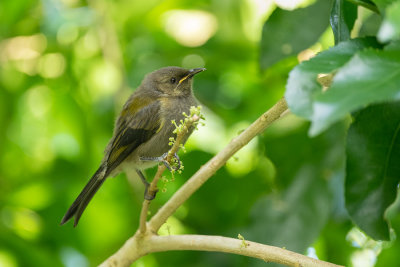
173, 153, 181, 170
144, 183, 158, 200
136, 169, 158, 200
161, 152, 181, 171
140, 152, 181, 171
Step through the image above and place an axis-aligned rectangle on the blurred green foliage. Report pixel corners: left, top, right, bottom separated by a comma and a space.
0, 0, 399, 267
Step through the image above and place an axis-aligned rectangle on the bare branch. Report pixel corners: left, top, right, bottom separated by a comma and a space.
100, 98, 342, 267
100, 233, 343, 267
139, 110, 201, 233
138, 200, 150, 233
149, 97, 288, 232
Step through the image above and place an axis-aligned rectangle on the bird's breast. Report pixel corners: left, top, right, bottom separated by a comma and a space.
122, 95, 197, 169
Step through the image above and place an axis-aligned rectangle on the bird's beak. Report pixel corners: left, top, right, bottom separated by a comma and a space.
179, 68, 206, 84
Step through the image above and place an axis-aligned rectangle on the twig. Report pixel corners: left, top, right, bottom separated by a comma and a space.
138, 113, 201, 233
138, 200, 150, 234
100, 234, 342, 267
100, 98, 343, 267
149, 97, 287, 232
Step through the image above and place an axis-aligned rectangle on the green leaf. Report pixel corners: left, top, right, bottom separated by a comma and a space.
378, 1, 400, 42
359, 13, 383, 37
330, 0, 358, 44
385, 39, 400, 50
286, 37, 380, 119
345, 101, 400, 240
372, 0, 398, 12
245, 119, 346, 265
248, 167, 332, 266
260, 0, 332, 69
310, 49, 400, 135
347, 0, 379, 13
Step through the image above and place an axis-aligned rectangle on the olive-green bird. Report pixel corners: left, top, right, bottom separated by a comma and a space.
60, 66, 205, 227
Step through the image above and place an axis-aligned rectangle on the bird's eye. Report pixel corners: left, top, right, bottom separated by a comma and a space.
170, 77, 176, 84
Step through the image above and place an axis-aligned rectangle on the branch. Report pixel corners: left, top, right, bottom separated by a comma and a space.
100, 98, 343, 267
139, 112, 201, 233
149, 97, 288, 232
100, 234, 342, 267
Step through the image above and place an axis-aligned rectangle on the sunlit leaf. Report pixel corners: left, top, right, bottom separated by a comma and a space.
310, 49, 400, 135
286, 37, 381, 120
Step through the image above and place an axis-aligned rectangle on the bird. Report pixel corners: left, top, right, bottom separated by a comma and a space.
60, 66, 206, 227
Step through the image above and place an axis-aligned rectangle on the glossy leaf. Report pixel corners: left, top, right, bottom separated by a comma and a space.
330, 0, 358, 44
286, 37, 380, 119
260, 0, 332, 69
346, 101, 400, 240
310, 49, 400, 135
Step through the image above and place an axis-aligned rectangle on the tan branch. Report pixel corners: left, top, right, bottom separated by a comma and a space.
100, 98, 342, 267
100, 233, 343, 267
149, 97, 288, 232
147, 235, 340, 267
139, 113, 201, 233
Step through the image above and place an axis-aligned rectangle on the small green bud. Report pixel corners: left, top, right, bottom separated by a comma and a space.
238, 234, 248, 248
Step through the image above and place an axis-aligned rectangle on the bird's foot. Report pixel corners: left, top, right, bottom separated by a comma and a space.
144, 184, 158, 200
140, 152, 181, 171
136, 169, 158, 200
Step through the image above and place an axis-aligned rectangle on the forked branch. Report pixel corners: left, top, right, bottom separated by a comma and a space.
100, 98, 344, 267
139, 107, 202, 233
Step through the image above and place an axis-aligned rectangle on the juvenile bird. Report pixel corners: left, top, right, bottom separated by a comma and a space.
61, 66, 205, 227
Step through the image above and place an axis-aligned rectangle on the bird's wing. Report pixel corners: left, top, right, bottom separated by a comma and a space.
104, 99, 162, 176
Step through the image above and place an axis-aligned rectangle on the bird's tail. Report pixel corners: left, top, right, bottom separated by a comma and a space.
60, 166, 107, 227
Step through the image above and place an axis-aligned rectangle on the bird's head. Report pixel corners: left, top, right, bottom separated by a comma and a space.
143, 66, 206, 97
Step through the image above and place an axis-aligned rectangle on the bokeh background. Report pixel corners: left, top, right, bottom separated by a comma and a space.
1, 0, 399, 266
